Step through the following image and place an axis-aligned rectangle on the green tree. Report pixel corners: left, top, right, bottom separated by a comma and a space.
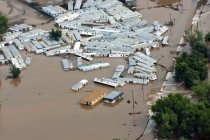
206, 47, 210, 61
151, 93, 195, 139
49, 29, 62, 41
153, 84, 210, 139
184, 30, 203, 46
184, 69, 199, 88
192, 81, 210, 104
175, 61, 189, 82
174, 52, 207, 88
10, 66, 20, 78
0, 13, 8, 34
192, 42, 207, 56
198, 108, 210, 139
205, 32, 210, 42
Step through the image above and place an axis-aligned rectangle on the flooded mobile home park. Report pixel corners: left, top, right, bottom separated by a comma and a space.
0, 0, 207, 140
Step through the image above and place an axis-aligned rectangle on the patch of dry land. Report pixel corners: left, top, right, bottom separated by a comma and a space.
0, 0, 200, 140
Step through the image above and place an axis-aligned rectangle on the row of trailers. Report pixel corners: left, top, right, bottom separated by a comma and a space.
1, 45, 32, 69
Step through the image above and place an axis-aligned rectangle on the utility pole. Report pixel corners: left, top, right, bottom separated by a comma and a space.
181, 0, 184, 11
132, 90, 136, 126
169, 13, 172, 34
129, 90, 141, 126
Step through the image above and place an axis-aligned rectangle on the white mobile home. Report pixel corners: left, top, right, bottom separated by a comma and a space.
68, 1, 74, 11
127, 66, 135, 74
134, 52, 157, 64
0, 55, 7, 64
1, 47, 13, 60
9, 24, 32, 32
145, 47, 151, 56
73, 31, 82, 42
134, 73, 157, 80
75, 52, 93, 61
77, 57, 82, 67
135, 66, 155, 74
32, 41, 43, 49
25, 56, 32, 65
8, 45, 22, 58
154, 26, 168, 36
13, 39, 24, 50
74, 42, 81, 51
3, 32, 22, 41
0, 40, 14, 48
18, 29, 47, 42
136, 63, 156, 72
74, 0, 82, 10
117, 77, 149, 84
72, 79, 88, 91
94, 78, 125, 88
132, 56, 154, 67
61, 59, 72, 70
112, 65, 124, 79
78, 62, 110, 72
11, 58, 21, 69
162, 36, 169, 46
17, 57, 26, 69
42, 5, 60, 18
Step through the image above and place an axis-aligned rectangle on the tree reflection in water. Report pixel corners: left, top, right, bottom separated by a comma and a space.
10, 78, 21, 87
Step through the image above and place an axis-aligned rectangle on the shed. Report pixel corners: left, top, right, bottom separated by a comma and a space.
103, 91, 124, 103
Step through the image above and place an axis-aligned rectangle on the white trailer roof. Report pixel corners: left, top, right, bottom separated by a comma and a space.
8, 45, 21, 58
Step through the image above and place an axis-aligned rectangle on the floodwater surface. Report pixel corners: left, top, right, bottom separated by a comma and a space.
152, 0, 181, 6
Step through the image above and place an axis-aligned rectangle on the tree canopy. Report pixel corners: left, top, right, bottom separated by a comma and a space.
184, 30, 204, 46
175, 52, 207, 88
205, 32, 210, 42
175, 30, 208, 88
154, 30, 210, 139
0, 13, 8, 34
49, 29, 62, 41
151, 93, 210, 139
10, 66, 21, 78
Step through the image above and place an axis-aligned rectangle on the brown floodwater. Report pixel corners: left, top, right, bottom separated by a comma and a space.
151, 0, 181, 6
0, 0, 197, 140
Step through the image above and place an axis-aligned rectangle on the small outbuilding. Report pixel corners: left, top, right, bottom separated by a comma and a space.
103, 91, 124, 104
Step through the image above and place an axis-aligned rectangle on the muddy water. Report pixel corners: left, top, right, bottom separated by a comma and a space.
0, 55, 150, 140
152, 0, 181, 6
0, 0, 53, 29
0, 0, 197, 140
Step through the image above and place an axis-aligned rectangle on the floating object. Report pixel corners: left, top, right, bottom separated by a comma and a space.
72, 79, 88, 91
